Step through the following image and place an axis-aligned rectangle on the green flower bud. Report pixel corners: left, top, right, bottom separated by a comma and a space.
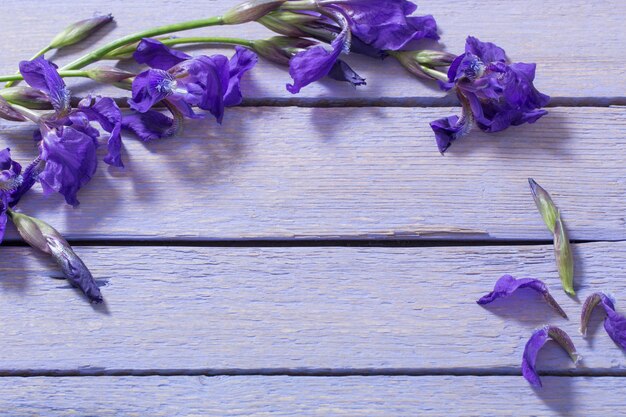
223, 0, 288, 25
390, 50, 454, 81
8, 210, 103, 303
0, 87, 52, 110
85, 66, 135, 84
554, 215, 575, 296
0, 95, 27, 122
529, 178, 559, 233
257, 11, 319, 37
48, 14, 114, 50
251, 36, 316, 65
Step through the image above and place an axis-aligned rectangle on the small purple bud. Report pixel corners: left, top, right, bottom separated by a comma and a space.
7, 210, 103, 303
0, 96, 27, 122
104, 36, 175, 60
223, 0, 288, 25
85, 66, 136, 84
48, 14, 114, 49
0, 86, 52, 110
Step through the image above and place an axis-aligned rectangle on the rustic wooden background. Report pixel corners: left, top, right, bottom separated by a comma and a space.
0, 0, 625, 415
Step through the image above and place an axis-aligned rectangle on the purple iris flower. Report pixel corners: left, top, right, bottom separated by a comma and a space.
0, 148, 23, 243
477, 274, 567, 319
522, 325, 580, 388
282, 0, 438, 93
430, 36, 550, 154
581, 293, 626, 350
18, 57, 124, 206
125, 38, 257, 141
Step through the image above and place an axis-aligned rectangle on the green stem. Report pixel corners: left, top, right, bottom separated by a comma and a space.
62, 15, 225, 70
4, 45, 53, 88
0, 70, 89, 83
159, 36, 255, 49
419, 66, 449, 82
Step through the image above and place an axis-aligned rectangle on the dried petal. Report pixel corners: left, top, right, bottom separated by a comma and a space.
477, 274, 567, 319
580, 292, 626, 350
554, 215, 575, 296
522, 325, 580, 388
528, 178, 558, 233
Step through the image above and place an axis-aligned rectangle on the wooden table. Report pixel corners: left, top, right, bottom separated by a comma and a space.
1, 1, 625, 415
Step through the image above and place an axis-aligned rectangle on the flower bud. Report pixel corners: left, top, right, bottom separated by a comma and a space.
554, 215, 575, 296
48, 14, 114, 49
0, 87, 52, 110
529, 178, 558, 233
0, 96, 27, 122
85, 66, 135, 84
104, 36, 175, 60
257, 11, 318, 37
223, 0, 288, 25
8, 210, 103, 303
392, 50, 456, 80
252, 36, 317, 65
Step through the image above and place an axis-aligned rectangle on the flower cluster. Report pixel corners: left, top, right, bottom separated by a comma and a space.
0, 1, 552, 306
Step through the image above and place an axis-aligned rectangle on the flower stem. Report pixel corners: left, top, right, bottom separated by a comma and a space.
0, 70, 89, 83
62, 16, 225, 70
159, 36, 255, 49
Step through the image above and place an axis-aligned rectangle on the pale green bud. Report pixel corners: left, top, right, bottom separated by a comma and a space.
85, 66, 135, 84
223, 0, 288, 25
529, 178, 559, 233
554, 215, 575, 296
48, 14, 114, 49
0, 87, 52, 110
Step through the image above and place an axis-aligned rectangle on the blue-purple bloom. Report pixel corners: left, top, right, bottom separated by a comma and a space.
124, 38, 257, 141
0, 148, 22, 243
18, 57, 124, 206
430, 36, 550, 154
581, 292, 626, 350
281, 0, 439, 93
522, 325, 580, 388
477, 274, 567, 319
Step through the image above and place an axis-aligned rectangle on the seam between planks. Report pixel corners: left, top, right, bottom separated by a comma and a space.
2, 368, 626, 378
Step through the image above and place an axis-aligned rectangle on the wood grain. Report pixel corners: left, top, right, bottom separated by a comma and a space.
2, 106, 625, 241
0, 0, 624, 100
0, 375, 625, 416
1, 242, 625, 372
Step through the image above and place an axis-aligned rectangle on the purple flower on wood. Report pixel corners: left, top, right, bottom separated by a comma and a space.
581, 292, 626, 350
430, 36, 550, 154
127, 39, 257, 139
522, 325, 580, 388
477, 274, 567, 319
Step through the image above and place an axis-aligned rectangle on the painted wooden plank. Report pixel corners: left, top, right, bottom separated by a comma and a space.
2, 106, 625, 241
0, 375, 624, 416
1, 242, 625, 372
0, 0, 624, 100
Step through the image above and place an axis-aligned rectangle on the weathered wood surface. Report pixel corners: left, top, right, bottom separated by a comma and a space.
3, 106, 625, 242
0, 0, 624, 101
1, 242, 625, 372
1, 376, 625, 416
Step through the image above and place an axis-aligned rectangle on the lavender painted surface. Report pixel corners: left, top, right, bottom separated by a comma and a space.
0, 1, 625, 415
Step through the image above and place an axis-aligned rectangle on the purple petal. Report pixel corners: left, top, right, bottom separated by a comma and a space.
477, 274, 567, 318
180, 55, 230, 123
19, 57, 70, 114
0, 209, 6, 244
133, 38, 191, 70
522, 326, 579, 388
582, 293, 626, 350
121, 110, 178, 142
465, 36, 507, 63
39, 119, 98, 207
223, 46, 258, 107
287, 33, 345, 94
78, 97, 124, 168
327, 60, 367, 87
333, 0, 439, 50
128, 69, 175, 113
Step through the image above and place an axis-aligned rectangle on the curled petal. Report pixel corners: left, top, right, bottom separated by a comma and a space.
522, 325, 580, 388
181, 55, 230, 123
78, 97, 124, 168
581, 292, 626, 350
122, 110, 179, 142
327, 60, 366, 87
19, 57, 70, 115
0, 210, 6, 244
477, 274, 567, 319
133, 38, 191, 70
128, 69, 176, 113
224, 46, 259, 107
464, 36, 507, 63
